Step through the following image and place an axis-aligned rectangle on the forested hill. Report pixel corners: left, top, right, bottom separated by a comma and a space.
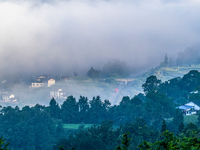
1, 70, 200, 149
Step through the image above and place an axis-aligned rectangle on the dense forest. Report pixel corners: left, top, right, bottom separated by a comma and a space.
1, 70, 200, 149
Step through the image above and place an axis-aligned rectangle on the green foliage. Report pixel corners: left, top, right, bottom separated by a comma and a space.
144, 91, 174, 127
115, 132, 132, 150
56, 121, 118, 150
180, 70, 200, 92
112, 96, 144, 124
2, 71, 200, 150
159, 77, 185, 101
119, 96, 130, 106
197, 111, 200, 127
0, 104, 58, 150
189, 92, 200, 101
0, 137, 10, 150
119, 118, 158, 148
77, 96, 89, 123
59, 146, 75, 150
183, 122, 198, 136
161, 120, 167, 133
87, 67, 101, 79
184, 115, 198, 125
158, 70, 200, 104
130, 96, 143, 106
49, 98, 60, 119
178, 122, 184, 133
173, 109, 184, 131
61, 96, 79, 123
88, 96, 111, 123
138, 130, 200, 150
142, 76, 161, 94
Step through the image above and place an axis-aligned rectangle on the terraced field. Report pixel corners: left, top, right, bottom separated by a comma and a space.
63, 124, 94, 130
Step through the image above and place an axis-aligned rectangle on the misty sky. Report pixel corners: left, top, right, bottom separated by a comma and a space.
0, 0, 200, 76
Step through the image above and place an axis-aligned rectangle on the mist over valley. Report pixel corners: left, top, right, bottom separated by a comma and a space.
0, 0, 200, 107
1, 1, 200, 150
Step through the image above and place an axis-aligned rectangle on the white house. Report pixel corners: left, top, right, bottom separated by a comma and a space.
31, 83, 44, 88
48, 79, 55, 87
178, 102, 200, 115
30, 75, 55, 88
50, 89, 66, 99
1, 94, 17, 102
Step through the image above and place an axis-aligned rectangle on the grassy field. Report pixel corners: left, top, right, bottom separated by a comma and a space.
62, 115, 199, 130
63, 124, 94, 130
184, 115, 198, 125
166, 115, 198, 124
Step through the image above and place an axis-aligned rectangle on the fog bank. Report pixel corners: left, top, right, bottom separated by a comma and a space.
0, 0, 200, 76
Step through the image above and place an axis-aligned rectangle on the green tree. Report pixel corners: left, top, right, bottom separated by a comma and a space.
197, 110, 200, 127
115, 133, 132, 150
138, 130, 200, 150
144, 91, 174, 126
87, 67, 101, 79
102, 99, 111, 120
183, 122, 198, 137
116, 96, 132, 124
180, 70, 200, 92
130, 96, 143, 106
119, 96, 130, 106
173, 109, 184, 131
49, 98, 60, 119
61, 96, 79, 123
88, 96, 105, 123
159, 77, 186, 101
78, 96, 89, 123
178, 121, 184, 133
0, 104, 57, 150
160, 54, 169, 67
161, 119, 167, 133
142, 76, 161, 94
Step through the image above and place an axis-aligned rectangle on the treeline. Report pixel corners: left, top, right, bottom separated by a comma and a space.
50, 70, 200, 126
87, 59, 130, 79
158, 46, 200, 67
0, 104, 60, 150
58, 120, 200, 150
143, 70, 200, 104
176, 46, 200, 66
0, 92, 175, 149
1, 70, 200, 149
51, 69, 200, 149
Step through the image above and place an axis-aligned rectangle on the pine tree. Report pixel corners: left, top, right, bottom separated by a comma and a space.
161, 119, 167, 132
178, 121, 184, 133
115, 132, 132, 150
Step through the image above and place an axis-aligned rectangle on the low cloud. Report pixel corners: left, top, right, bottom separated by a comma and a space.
0, 0, 200, 77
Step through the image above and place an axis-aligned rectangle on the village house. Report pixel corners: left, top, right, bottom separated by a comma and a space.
0, 92, 18, 102
31, 82, 44, 88
30, 75, 56, 88
48, 79, 55, 87
178, 101, 200, 115
50, 89, 66, 99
